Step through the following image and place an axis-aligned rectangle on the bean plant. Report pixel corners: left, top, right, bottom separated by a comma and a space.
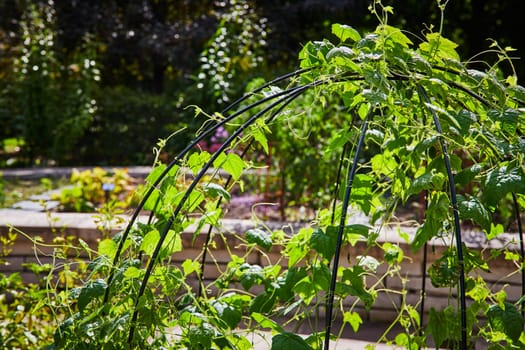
49, 3, 525, 350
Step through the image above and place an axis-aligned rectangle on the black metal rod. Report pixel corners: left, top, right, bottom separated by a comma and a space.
417, 84, 467, 350
324, 109, 372, 350
419, 192, 429, 332
512, 193, 525, 319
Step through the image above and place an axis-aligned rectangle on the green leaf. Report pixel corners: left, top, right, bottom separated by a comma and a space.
271, 332, 312, 350
246, 228, 272, 251
251, 312, 284, 333
412, 192, 449, 251
188, 324, 214, 349
160, 229, 182, 258
454, 109, 477, 135
250, 121, 270, 154
250, 292, 276, 314
488, 302, 524, 342
457, 194, 492, 232
213, 152, 246, 181
188, 151, 211, 175
331, 23, 361, 43
382, 242, 404, 265
140, 229, 160, 256
454, 163, 483, 186
78, 279, 106, 312
427, 307, 459, 348
419, 33, 460, 60
239, 264, 264, 290
98, 238, 117, 259
343, 311, 363, 332
211, 300, 242, 329
487, 109, 520, 134
357, 255, 380, 272
298, 40, 334, 68
310, 228, 337, 260
407, 170, 445, 197
124, 266, 143, 279
326, 46, 355, 61
182, 259, 200, 276
201, 182, 231, 202
339, 266, 375, 309
377, 24, 413, 48
484, 165, 525, 207
371, 152, 397, 176
275, 267, 307, 302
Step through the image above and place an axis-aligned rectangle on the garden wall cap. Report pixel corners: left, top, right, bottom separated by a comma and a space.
0, 166, 152, 180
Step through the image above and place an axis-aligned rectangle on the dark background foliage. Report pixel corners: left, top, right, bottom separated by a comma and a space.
1, 0, 524, 166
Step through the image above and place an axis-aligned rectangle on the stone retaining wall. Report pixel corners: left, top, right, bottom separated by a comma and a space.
1, 209, 522, 324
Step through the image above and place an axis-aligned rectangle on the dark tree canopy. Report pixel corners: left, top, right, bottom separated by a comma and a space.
1, 0, 524, 165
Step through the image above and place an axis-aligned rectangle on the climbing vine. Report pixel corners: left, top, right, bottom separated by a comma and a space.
49, 2, 525, 350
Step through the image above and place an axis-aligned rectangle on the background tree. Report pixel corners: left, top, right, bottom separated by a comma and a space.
0, 0, 524, 166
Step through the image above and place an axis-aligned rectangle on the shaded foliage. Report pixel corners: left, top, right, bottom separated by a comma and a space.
1, 0, 525, 165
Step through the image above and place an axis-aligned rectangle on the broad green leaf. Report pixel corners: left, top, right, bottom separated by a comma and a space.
371, 152, 397, 176
188, 324, 214, 349
454, 109, 477, 135
201, 182, 231, 202
239, 264, 264, 290
275, 267, 307, 302
271, 332, 312, 350
377, 25, 413, 48
424, 102, 462, 131
160, 229, 182, 257
185, 190, 205, 212
357, 255, 380, 272
419, 32, 460, 61
457, 194, 492, 232
412, 192, 449, 251
487, 223, 505, 240
213, 152, 246, 181
310, 228, 337, 260
188, 151, 211, 175
361, 89, 388, 105
407, 170, 445, 197
250, 122, 270, 154
409, 54, 432, 74
428, 308, 447, 348
357, 33, 379, 50
285, 227, 312, 267
250, 292, 276, 314
487, 109, 520, 134
246, 228, 272, 251
140, 229, 160, 256
509, 84, 525, 103
312, 264, 331, 291
211, 300, 242, 329
182, 259, 200, 276
382, 242, 404, 265
332, 23, 361, 43
488, 302, 524, 342
339, 266, 375, 309
454, 163, 483, 186
251, 312, 284, 333
124, 266, 143, 279
98, 238, 117, 259
343, 311, 363, 332
484, 165, 525, 207
298, 40, 334, 68
326, 46, 355, 61
78, 279, 106, 312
